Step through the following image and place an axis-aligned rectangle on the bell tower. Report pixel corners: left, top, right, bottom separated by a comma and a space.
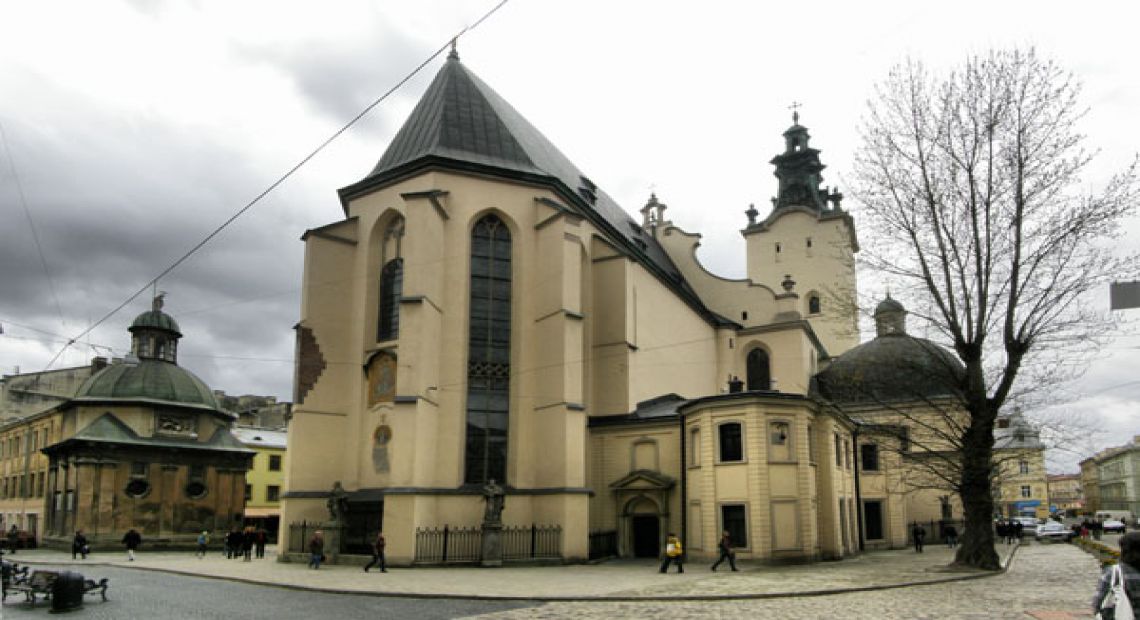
742, 110, 859, 357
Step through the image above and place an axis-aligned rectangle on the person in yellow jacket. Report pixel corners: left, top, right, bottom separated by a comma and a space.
658, 532, 684, 573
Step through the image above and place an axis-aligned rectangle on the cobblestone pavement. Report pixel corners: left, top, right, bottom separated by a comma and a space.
466, 543, 1101, 619
3, 544, 1017, 600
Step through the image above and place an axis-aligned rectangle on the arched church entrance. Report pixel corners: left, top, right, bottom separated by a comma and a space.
626, 497, 662, 558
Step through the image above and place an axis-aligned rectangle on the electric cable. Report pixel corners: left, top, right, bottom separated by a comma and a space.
39, 0, 512, 372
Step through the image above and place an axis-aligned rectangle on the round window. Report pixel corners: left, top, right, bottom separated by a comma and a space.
185, 481, 208, 499
125, 479, 151, 498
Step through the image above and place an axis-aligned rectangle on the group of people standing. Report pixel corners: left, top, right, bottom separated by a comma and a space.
220, 527, 269, 561
994, 519, 1025, 544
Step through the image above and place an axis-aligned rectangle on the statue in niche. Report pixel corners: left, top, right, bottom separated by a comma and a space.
372, 425, 392, 473
482, 479, 505, 525
326, 481, 349, 524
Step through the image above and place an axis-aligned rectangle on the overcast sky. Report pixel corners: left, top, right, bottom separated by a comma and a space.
1, 0, 1137, 473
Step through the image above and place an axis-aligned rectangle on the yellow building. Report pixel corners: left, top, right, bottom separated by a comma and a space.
279, 51, 1024, 565
0, 410, 57, 544
992, 411, 1050, 519
1048, 474, 1083, 513
1081, 457, 1100, 514
234, 427, 287, 537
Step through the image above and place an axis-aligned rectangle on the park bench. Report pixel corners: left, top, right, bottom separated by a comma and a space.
6, 570, 57, 607
1, 561, 29, 601
4, 570, 108, 607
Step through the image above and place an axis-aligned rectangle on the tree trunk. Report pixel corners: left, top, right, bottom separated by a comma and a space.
953, 404, 1001, 570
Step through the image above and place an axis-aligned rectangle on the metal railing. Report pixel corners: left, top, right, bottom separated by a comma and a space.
414, 524, 562, 564
588, 530, 617, 560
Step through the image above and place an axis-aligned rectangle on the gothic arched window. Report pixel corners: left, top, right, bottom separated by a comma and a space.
376, 216, 405, 342
746, 348, 771, 391
377, 258, 403, 341
464, 215, 512, 485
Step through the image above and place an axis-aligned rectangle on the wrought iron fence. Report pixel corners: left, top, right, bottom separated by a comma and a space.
414, 524, 562, 564
502, 524, 562, 560
414, 525, 482, 564
588, 530, 617, 560
287, 521, 344, 554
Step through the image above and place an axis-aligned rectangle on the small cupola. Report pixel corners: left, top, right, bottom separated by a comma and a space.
129, 293, 182, 363
874, 295, 907, 337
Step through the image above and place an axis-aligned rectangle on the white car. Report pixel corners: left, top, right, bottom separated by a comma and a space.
1103, 519, 1127, 534
1012, 516, 1039, 535
1035, 522, 1074, 542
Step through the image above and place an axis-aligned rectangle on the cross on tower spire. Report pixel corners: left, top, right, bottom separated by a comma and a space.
789, 101, 803, 124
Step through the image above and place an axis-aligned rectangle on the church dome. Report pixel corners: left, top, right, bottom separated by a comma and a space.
74, 359, 219, 409
812, 298, 964, 405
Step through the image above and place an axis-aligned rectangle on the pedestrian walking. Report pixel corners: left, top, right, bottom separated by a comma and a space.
363, 532, 387, 573
710, 530, 738, 572
1013, 520, 1024, 542
196, 531, 209, 558
308, 530, 325, 570
943, 524, 958, 549
911, 522, 926, 553
7, 524, 18, 554
1091, 531, 1140, 618
254, 528, 267, 559
72, 530, 89, 560
241, 527, 255, 562
658, 532, 683, 573
122, 528, 142, 561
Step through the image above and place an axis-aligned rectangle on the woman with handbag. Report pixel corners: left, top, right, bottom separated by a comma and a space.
1093, 531, 1140, 619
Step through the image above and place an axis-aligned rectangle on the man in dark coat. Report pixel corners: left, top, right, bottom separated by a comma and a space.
911, 522, 926, 553
710, 530, 739, 572
254, 528, 268, 559
363, 532, 387, 573
122, 528, 142, 561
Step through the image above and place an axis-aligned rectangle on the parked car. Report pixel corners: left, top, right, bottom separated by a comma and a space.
1103, 519, 1126, 534
1012, 517, 1040, 536
1035, 522, 1074, 542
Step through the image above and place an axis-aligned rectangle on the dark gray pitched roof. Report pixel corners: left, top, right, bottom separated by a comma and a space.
339, 55, 717, 324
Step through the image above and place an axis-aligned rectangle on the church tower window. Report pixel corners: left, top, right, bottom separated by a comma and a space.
464, 214, 512, 485
808, 294, 821, 315
377, 216, 405, 342
717, 422, 743, 462
746, 348, 771, 391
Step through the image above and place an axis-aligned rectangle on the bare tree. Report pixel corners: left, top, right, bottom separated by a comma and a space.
850, 48, 1138, 570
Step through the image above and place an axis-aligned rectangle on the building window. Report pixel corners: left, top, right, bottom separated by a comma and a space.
267, 485, 281, 502
130, 462, 148, 478
844, 439, 851, 469
689, 428, 701, 466
244, 484, 252, 501
721, 504, 748, 548
377, 258, 404, 342
718, 422, 743, 462
807, 424, 815, 462
185, 481, 208, 499
808, 294, 821, 315
863, 500, 885, 540
1020, 485, 1032, 498
1019, 459, 1029, 474
860, 444, 879, 471
898, 427, 910, 452
770, 422, 789, 445
746, 348, 770, 391
189, 464, 205, 481
464, 214, 512, 485
125, 479, 150, 499
834, 433, 843, 467
269, 454, 282, 472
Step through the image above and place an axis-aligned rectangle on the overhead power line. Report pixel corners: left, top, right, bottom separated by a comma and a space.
40, 0, 511, 372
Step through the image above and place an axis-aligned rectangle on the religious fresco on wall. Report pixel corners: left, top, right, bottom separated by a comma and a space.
373, 424, 392, 473
366, 351, 397, 406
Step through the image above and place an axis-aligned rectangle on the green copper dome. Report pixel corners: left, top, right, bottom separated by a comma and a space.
74, 359, 218, 409
130, 309, 182, 336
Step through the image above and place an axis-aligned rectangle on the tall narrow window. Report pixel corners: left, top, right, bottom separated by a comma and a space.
808, 294, 821, 314
377, 259, 403, 341
718, 422, 743, 462
465, 215, 512, 485
746, 348, 770, 391
377, 216, 405, 342
860, 443, 880, 471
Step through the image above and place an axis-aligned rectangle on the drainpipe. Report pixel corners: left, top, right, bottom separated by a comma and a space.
853, 427, 864, 552
679, 411, 687, 555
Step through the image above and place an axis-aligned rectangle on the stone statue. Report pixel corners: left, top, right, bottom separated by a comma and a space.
482, 479, 505, 524
326, 481, 349, 523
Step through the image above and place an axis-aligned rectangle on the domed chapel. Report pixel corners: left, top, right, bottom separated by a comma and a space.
280, 49, 974, 564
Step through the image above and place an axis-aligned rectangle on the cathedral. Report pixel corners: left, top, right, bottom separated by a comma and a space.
279, 49, 979, 564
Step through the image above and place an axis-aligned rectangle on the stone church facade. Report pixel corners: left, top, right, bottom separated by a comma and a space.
280, 50, 998, 564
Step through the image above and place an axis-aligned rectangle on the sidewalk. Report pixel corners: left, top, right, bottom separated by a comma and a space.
2, 543, 1020, 601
